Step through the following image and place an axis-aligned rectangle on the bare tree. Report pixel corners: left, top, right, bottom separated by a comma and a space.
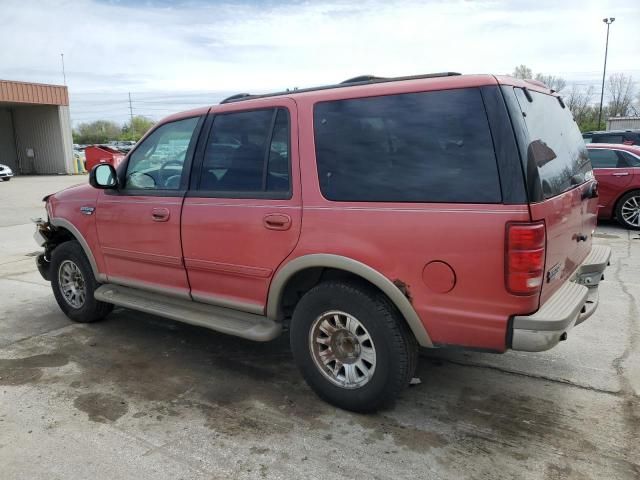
566, 85, 594, 125
512, 65, 533, 79
535, 74, 567, 93
510, 65, 566, 92
606, 73, 635, 117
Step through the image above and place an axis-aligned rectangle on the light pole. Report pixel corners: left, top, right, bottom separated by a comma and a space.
597, 17, 615, 130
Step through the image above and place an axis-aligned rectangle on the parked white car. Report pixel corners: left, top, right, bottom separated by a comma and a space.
0, 163, 13, 181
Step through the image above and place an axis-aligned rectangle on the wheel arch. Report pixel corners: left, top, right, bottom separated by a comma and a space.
267, 254, 433, 347
49, 217, 105, 282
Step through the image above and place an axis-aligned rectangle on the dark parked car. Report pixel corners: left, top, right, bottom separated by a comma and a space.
587, 143, 640, 229
583, 129, 640, 146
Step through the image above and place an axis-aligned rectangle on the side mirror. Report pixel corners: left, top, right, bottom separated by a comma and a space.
89, 164, 118, 189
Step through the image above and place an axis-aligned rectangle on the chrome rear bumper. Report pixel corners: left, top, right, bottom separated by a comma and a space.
511, 245, 611, 352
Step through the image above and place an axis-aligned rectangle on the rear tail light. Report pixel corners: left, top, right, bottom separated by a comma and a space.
506, 222, 546, 295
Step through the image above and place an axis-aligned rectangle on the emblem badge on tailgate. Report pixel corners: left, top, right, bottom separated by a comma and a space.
546, 263, 562, 283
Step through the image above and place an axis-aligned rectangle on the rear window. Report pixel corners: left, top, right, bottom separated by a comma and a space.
313, 88, 501, 203
514, 89, 592, 199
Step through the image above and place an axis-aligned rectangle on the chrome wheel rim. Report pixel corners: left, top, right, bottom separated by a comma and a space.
309, 310, 376, 389
621, 195, 640, 227
58, 260, 86, 309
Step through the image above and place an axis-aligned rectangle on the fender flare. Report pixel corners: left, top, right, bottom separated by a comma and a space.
267, 254, 433, 347
49, 217, 107, 282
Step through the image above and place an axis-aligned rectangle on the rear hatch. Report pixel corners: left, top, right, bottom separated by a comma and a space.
507, 86, 597, 304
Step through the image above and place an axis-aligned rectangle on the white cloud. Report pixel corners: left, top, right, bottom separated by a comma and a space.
1, 0, 638, 124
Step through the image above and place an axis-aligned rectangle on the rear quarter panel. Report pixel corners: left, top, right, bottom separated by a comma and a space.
290, 92, 536, 351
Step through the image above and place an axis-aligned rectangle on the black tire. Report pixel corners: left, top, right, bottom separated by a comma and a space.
1, 177, 9, 181
290, 281, 418, 413
615, 190, 640, 230
50, 241, 113, 323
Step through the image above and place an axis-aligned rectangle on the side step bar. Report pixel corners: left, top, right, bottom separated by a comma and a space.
94, 284, 281, 342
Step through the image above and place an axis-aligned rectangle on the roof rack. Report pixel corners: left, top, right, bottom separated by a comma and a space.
219, 72, 462, 104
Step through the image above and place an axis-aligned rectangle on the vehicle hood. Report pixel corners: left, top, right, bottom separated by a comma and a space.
47, 182, 98, 204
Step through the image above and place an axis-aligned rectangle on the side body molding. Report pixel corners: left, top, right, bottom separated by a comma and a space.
49, 217, 107, 282
267, 254, 433, 347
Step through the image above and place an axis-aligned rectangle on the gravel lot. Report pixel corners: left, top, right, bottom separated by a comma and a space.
1, 175, 639, 479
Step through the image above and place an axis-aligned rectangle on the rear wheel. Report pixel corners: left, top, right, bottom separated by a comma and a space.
290, 281, 418, 412
616, 190, 640, 230
50, 241, 113, 323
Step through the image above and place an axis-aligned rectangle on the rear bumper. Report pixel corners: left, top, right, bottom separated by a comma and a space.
510, 245, 611, 352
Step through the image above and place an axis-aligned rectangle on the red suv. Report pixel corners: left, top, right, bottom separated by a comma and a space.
587, 143, 640, 229
34, 73, 610, 412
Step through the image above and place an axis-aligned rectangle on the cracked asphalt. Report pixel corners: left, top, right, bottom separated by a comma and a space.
1, 176, 639, 479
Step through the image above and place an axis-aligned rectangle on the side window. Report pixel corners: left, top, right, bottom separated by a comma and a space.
198, 108, 291, 197
595, 135, 624, 144
620, 151, 640, 167
588, 149, 621, 168
313, 88, 501, 203
125, 117, 200, 190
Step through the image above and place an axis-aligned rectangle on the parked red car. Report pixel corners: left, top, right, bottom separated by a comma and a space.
34, 73, 610, 411
587, 143, 640, 229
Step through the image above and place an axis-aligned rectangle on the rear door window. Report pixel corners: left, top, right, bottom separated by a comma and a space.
513, 89, 592, 199
197, 108, 291, 197
588, 149, 621, 168
313, 88, 501, 203
619, 151, 640, 167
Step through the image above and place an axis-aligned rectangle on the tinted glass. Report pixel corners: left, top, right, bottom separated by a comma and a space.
125, 117, 200, 190
588, 149, 620, 168
595, 134, 624, 144
514, 89, 592, 199
620, 151, 640, 167
314, 88, 501, 203
199, 108, 290, 195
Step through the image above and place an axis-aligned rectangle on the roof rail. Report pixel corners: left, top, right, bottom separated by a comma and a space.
219, 71, 462, 105
341, 75, 387, 84
220, 93, 254, 104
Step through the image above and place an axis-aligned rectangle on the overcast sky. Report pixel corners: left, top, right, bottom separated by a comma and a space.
1, 0, 639, 125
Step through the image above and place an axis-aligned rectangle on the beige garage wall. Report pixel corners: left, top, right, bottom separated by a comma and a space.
0, 108, 18, 171
13, 105, 72, 174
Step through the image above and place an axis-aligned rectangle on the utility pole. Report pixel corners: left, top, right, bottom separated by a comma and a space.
128, 92, 134, 138
598, 17, 615, 130
60, 53, 66, 85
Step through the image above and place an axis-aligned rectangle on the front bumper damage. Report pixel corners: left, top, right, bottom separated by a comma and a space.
33, 218, 53, 281
510, 245, 612, 352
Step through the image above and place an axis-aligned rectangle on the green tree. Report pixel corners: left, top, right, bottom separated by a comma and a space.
73, 120, 122, 144
121, 116, 156, 141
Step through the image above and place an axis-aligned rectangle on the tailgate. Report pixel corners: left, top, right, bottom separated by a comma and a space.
505, 85, 596, 305
530, 181, 598, 304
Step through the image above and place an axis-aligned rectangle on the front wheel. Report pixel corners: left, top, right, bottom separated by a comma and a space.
50, 241, 113, 323
616, 190, 640, 230
1, 177, 10, 182
290, 281, 418, 412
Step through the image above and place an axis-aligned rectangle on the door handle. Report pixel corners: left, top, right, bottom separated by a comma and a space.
263, 213, 291, 231
151, 207, 170, 222
612, 172, 629, 176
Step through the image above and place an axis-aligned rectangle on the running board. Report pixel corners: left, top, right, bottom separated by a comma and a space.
94, 284, 281, 342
